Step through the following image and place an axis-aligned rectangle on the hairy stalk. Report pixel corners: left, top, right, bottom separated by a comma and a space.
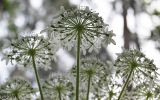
117, 68, 133, 100
58, 89, 62, 100
86, 75, 91, 100
31, 55, 44, 100
76, 31, 81, 100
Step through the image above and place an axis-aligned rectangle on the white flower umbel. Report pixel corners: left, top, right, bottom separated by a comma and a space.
7, 35, 55, 100
71, 57, 111, 100
0, 79, 34, 100
8, 35, 54, 70
115, 49, 158, 100
124, 82, 160, 100
46, 6, 115, 100
42, 73, 74, 100
48, 6, 115, 54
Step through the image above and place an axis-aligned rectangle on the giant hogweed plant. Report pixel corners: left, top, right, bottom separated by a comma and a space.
0, 6, 160, 100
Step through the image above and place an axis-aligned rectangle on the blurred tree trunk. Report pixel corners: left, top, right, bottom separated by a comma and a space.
122, 1, 133, 100
122, 0, 131, 50
122, 0, 140, 50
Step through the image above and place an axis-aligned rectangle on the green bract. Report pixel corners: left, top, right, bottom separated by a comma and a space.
7, 35, 54, 70
0, 79, 35, 100
46, 6, 115, 55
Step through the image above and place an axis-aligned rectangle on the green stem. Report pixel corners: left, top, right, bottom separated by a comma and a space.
76, 31, 81, 100
109, 91, 113, 100
109, 95, 112, 100
31, 55, 44, 100
15, 94, 20, 100
146, 96, 149, 100
117, 68, 133, 100
86, 75, 91, 100
58, 90, 62, 100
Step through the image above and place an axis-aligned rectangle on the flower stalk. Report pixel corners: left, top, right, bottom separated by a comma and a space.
109, 94, 112, 100
145, 91, 152, 100
76, 31, 81, 100
146, 96, 149, 100
15, 94, 20, 100
117, 68, 133, 100
31, 55, 44, 100
86, 75, 91, 100
108, 91, 114, 100
58, 89, 62, 100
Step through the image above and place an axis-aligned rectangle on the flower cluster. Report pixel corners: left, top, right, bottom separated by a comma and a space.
71, 57, 112, 98
7, 35, 54, 70
2, 5, 160, 100
42, 73, 74, 100
115, 49, 158, 86
0, 78, 34, 100
46, 6, 115, 55
123, 82, 160, 100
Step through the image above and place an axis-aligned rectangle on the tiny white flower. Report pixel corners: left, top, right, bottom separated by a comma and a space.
42, 73, 74, 100
123, 82, 160, 100
45, 6, 115, 54
71, 57, 112, 99
0, 78, 35, 100
115, 49, 158, 86
7, 35, 55, 70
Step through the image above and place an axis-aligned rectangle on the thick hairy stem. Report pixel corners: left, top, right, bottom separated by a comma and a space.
76, 31, 81, 100
86, 75, 91, 100
117, 69, 133, 100
32, 55, 44, 100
